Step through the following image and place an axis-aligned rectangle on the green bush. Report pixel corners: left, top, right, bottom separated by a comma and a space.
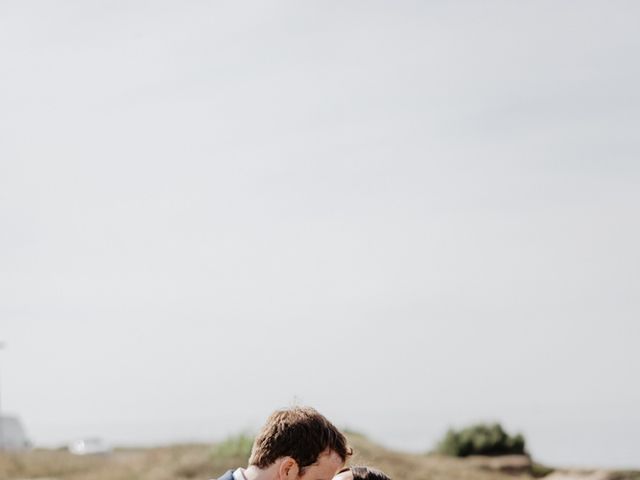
435, 423, 526, 457
212, 433, 254, 462
205, 433, 255, 478
531, 462, 555, 477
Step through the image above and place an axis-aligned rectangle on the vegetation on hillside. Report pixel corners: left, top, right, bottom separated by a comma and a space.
0, 431, 637, 480
212, 433, 253, 459
0, 432, 531, 480
435, 423, 526, 457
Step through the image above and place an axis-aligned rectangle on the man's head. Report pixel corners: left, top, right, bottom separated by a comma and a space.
249, 406, 351, 480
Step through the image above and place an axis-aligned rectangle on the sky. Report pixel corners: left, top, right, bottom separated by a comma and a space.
1, 0, 639, 469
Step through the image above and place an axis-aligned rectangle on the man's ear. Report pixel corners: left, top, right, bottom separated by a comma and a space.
278, 457, 300, 480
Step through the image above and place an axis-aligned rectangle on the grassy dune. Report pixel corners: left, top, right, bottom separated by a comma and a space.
0, 434, 636, 480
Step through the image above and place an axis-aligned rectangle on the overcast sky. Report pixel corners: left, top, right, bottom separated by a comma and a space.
1, 0, 639, 469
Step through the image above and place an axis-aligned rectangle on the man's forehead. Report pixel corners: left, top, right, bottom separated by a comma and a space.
319, 450, 344, 468
310, 449, 342, 464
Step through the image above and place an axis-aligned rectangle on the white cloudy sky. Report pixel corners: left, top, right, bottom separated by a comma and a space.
1, 0, 639, 469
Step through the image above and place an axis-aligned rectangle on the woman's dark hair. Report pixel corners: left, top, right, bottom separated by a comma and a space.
340, 466, 392, 480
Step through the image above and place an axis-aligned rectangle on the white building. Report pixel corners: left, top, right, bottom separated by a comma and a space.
0, 415, 31, 451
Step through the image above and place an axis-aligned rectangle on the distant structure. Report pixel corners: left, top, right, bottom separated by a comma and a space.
0, 415, 31, 451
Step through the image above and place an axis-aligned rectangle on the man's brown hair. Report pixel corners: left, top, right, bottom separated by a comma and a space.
249, 406, 352, 471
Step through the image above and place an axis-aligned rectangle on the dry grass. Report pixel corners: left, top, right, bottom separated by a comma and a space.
0, 444, 224, 480
0, 434, 635, 480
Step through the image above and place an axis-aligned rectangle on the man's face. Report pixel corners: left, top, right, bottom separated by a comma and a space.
297, 450, 344, 480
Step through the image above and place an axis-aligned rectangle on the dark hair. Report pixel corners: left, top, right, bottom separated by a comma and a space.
340, 466, 392, 480
249, 406, 352, 470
